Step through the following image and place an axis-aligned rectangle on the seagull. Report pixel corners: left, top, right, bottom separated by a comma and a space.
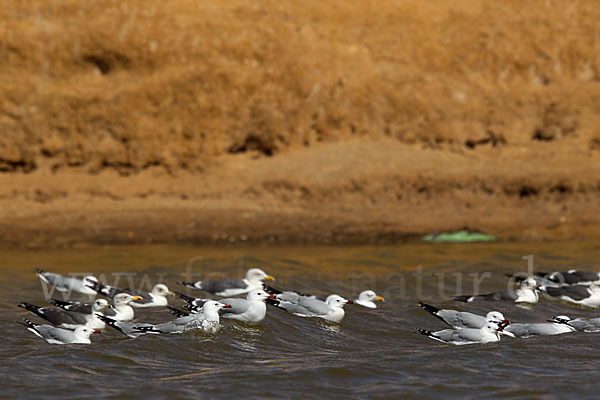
35, 267, 98, 295
455, 278, 539, 303
504, 316, 577, 338
417, 322, 511, 345
177, 268, 275, 296
505, 274, 558, 288
418, 302, 509, 329
49, 298, 110, 330
86, 281, 173, 307
535, 270, 600, 286
218, 290, 274, 324
540, 282, 600, 308
18, 318, 99, 344
552, 315, 600, 332
18, 300, 108, 330
354, 290, 385, 308
104, 293, 143, 321
269, 294, 353, 323
99, 301, 230, 337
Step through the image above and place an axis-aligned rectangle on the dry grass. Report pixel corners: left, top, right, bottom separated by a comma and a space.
1, 0, 599, 173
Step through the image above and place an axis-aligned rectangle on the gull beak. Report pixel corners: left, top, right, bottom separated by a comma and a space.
267, 294, 275, 299
375, 296, 385, 302
503, 319, 510, 324
93, 330, 101, 334
168, 291, 175, 296
346, 300, 354, 304
222, 304, 232, 309
264, 275, 275, 281
130, 296, 143, 302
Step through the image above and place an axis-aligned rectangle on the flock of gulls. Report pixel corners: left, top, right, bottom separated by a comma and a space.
417, 270, 600, 345
17, 266, 600, 346
17, 268, 384, 344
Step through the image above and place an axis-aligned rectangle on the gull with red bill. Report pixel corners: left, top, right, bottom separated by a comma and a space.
417, 321, 512, 345
418, 302, 510, 329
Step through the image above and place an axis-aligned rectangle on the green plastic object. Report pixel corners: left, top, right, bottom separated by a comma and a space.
423, 230, 496, 243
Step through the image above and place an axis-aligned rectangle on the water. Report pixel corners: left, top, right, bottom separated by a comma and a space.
1, 242, 600, 399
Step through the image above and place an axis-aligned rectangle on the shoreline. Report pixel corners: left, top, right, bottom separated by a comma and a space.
2, 139, 599, 249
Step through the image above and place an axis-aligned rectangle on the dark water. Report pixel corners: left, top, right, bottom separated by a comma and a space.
2, 243, 600, 399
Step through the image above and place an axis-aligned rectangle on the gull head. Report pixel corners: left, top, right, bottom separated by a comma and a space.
549, 315, 572, 324
203, 300, 231, 313
357, 290, 385, 303
152, 284, 173, 297
247, 289, 275, 302
74, 326, 100, 339
92, 299, 109, 312
486, 311, 509, 325
521, 278, 538, 289
113, 293, 143, 306
326, 295, 353, 308
83, 276, 99, 288
246, 268, 275, 283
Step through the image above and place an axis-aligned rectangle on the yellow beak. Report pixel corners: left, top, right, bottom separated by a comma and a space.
265, 275, 275, 281
375, 296, 385, 302
168, 291, 175, 296
130, 295, 143, 301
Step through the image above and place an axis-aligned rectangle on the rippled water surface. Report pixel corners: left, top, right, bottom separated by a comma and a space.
2, 243, 600, 399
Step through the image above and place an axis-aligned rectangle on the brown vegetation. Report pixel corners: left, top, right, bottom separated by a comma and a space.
1, 0, 599, 246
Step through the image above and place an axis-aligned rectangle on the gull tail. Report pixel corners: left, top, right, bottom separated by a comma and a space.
18, 318, 44, 339
95, 314, 127, 336
176, 281, 199, 290
418, 302, 441, 315
35, 267, 49, 283
50, 299, 74, 310
18, 318, 38, 329
167, 306, 189, 318
263, 285, 282, 295
174, 291, 196, 304
18, 302, 44, 317
454, 295, 475, 302
416, 328, 434, 337
184, 303, 201, 313
132, 325, 161, 334
505, 274, 527, 283
266, 298, 282, 308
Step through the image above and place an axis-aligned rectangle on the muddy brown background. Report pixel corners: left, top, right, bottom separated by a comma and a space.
1, 0, 599, 247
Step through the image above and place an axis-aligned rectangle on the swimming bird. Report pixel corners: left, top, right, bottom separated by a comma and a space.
104, 293, 143, 321
99, 301, 230, 337
35, 267, 98, 296
540, 282, 600, 308
418, 302, 509, 329
417, 322, 510, 345
18, 318, 99, 344
535, 270, 600, 286
180, 289, 275, 324
269, 294, 353, 323
177, 268, 274, 297
18, 300, 108, 330
455, 278, 539, 303
86, 281, 173, 307
49, 298, 110, 330
354, 290, 385, 308
504, 317, 576, 338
